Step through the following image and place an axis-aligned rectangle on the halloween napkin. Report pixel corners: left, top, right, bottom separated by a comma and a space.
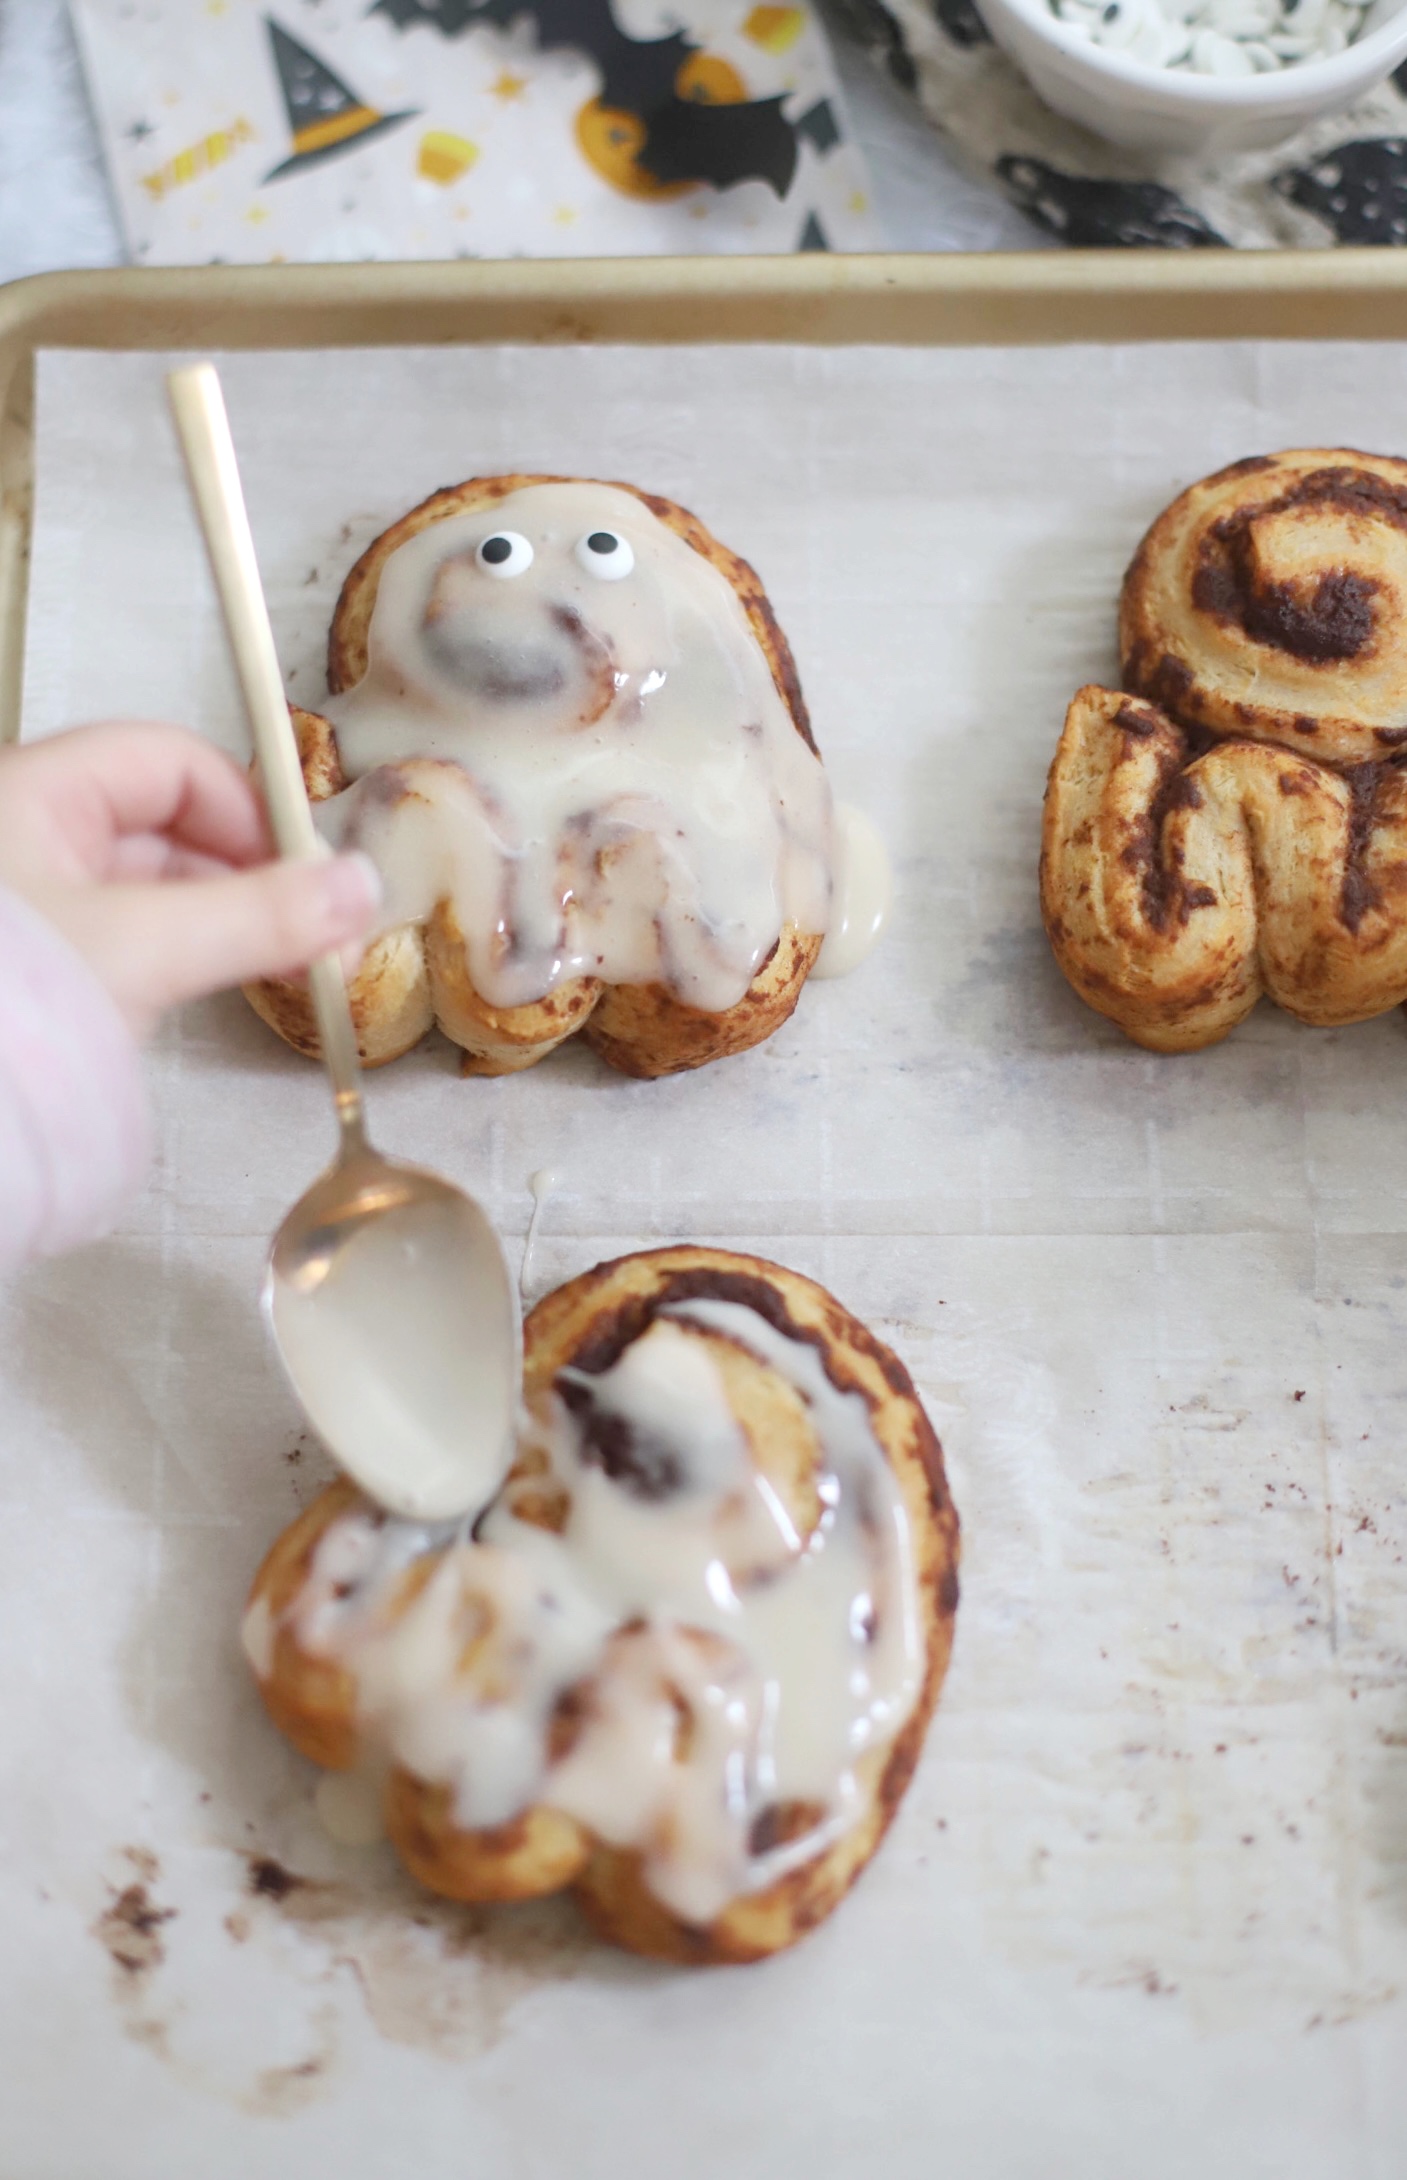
69, 0, 880, 260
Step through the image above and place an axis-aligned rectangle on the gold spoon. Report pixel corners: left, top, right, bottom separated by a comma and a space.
168, 361, 521, 1524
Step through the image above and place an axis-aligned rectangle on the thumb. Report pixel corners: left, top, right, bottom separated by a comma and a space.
69, 852, 383, 1033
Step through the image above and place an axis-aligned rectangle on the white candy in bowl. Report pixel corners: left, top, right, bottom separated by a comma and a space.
977, 0, 1407, 149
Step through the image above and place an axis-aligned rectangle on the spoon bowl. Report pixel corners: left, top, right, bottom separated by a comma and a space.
169, 361, 521, 1524
267, 1144, 521, 1522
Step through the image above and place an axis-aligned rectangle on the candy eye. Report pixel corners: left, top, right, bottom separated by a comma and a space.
476, 531, 533, 578
576, 529, 635, 580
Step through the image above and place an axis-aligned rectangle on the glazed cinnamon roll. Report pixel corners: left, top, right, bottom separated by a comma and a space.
1121, 450, 1407, 765
1044, 449, 1407, 1049
244, 477, 833, 1079
242, 1247, 959, 1965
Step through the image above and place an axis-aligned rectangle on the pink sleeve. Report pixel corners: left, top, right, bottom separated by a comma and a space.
0, 885, 150, 1274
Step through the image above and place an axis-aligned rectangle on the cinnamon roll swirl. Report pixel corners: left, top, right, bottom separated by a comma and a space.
244, 477, 833, 1079
1121, 450, 1407, 765
242, 1247, 959, 1964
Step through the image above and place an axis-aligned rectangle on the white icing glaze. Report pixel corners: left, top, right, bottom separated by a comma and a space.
520, 1167, 557, 1305
269, 1199, 518, 1525
312, 482, 836, 1014
256, 1300, 922, 1925
814, 804, 893, 980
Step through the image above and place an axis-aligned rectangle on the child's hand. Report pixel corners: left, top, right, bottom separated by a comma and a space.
0, 721, 380, 1037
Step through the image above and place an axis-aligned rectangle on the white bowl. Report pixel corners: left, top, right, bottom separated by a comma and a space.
977, 0, 1407, 149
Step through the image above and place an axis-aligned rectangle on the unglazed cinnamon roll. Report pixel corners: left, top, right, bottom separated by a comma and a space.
1043, 449, 1407, 1050
242, 1247, 959, 1965
1121, 450, 1407, 765
245, 477, 839, 1079
1042, 688, 1407, 1052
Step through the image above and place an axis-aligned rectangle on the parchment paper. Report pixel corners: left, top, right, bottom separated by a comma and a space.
5, 340, 1407, 2178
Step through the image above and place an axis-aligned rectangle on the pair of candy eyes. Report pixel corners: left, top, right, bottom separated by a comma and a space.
476, 529, 634, 581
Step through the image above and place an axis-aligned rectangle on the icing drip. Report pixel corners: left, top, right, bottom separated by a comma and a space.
521, 1168, 556, 1304
256, 1301, 921, 1925
312, 482, 835, 1014
814, 805, 892, 979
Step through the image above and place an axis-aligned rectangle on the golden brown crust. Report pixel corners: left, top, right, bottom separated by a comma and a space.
245, 1248, 959, 1964
1120, 449, 1407, 766
1041, 685, 1407, 1051
424, 900, 602, 1077
244, 1476, 367, 1770
582, 928, 823, 1078
247, 484, 822, 1078
385, 1772, 591, 1903
242, 709, 435, 1068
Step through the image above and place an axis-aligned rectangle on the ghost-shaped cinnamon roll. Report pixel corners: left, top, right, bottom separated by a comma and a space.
245, 477, 832, 1077
242, 1246, 960, 1963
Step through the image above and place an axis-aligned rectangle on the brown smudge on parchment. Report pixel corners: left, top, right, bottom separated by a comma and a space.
92, 1861, 175, 1981
248, 2007, 339, 2116
248, 1855, 306, 1901
237, 1848, 609, 2062
89, 1832, 616, 2100
87, 1846, 340, 2116
89, 1848, 179, 2069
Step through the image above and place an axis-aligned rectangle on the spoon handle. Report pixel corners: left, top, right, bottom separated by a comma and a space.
167, 361, 368, 1156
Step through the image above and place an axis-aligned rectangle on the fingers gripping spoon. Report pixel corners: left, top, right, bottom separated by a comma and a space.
168, 362, 521, 1523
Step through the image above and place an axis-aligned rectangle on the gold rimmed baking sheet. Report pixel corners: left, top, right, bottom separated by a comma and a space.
6, 251, 1407, 742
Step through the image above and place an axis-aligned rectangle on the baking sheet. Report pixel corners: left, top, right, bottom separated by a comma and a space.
4, 339, 1407, 2176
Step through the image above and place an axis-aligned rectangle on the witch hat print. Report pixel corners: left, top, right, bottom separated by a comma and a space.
263, 18, 418, 180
